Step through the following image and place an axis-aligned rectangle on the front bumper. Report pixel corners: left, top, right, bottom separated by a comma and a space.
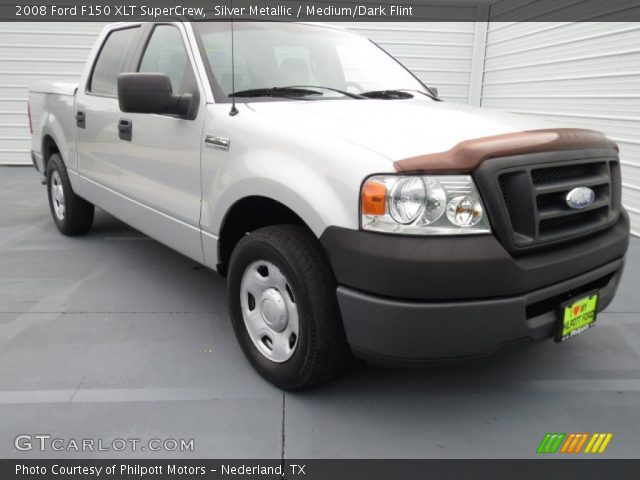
320, 211, 629, 362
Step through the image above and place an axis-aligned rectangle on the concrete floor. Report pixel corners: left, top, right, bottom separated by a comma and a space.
0, 166, 639, 459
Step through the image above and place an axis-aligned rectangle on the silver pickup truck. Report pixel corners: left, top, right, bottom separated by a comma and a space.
29, 21, 629, 389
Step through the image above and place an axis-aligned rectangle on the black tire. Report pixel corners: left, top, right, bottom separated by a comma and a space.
46, 153, 94, 236
227, 225, 350, 390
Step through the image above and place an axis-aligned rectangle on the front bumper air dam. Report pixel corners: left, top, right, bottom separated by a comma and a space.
337, 257, 624, 362
320, 211, 629, 362
320, 211, 629, 300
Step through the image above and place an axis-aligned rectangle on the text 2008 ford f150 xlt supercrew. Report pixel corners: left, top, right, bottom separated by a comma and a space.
28, 22, 629, 390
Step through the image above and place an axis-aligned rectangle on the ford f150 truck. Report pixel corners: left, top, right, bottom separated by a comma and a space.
28, 21, 630, 390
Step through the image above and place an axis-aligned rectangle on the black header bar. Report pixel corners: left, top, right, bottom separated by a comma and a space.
3, 0, 640, 22
3, 459, 640, 480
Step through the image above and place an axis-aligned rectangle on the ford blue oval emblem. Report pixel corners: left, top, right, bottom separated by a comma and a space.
566, 187, 595, 209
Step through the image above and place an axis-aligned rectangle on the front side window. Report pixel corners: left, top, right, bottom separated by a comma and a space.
89, 27, 139, 96
139, 25, 196, 95
194, 22, 427, 100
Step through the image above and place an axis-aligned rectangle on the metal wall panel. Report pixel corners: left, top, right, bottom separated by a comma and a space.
0, 22, 106, 165
482, 21, 640, 235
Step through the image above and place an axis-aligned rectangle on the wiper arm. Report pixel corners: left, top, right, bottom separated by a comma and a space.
228, 87, 323, 98
360, 90, 415, 100
399, 88, 442, 101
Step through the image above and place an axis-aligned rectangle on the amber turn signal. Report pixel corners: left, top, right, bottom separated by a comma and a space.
361, 180, 387, 215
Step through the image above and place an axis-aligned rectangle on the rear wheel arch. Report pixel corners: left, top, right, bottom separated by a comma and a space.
42, 134, 61, 172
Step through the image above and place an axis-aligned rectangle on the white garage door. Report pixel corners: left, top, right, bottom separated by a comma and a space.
481, 22, 640, 235
0, 22, 106, 165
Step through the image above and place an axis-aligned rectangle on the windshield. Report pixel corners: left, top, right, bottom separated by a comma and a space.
193, 22, 428, 101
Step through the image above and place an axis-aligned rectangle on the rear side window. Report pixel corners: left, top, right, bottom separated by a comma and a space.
89, 27, 139, 96
138, 25, 196, 95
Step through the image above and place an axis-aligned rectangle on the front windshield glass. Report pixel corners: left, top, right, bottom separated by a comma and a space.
193, 22, 428, 100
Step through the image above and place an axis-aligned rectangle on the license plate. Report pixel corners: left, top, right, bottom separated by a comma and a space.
556, 292, 599, 342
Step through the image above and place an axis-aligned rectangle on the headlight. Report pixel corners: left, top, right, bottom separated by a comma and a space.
361, 175, 491, 235
388, 177, 426, 224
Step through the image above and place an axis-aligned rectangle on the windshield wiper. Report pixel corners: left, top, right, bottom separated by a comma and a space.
362, 88, 441, 101
230, 86, 431, 101
360, 90, 415, 100
228, 87, 323, 98
284, 85, 366, 99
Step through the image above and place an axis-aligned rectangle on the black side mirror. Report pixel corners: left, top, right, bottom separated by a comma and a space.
117, 73, 194, 118
429, 86, 439, 98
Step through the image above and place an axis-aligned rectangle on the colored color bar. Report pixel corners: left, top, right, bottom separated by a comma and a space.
560, 434, 575, 453
584, 434, 598, 453
573, 433, 589, 454
567, 434, 582, 453
549, 433, 565, 453
537, 433, 570, 454
590, 434, 606, 453
537, 433, 553, 453
598, 434, 613, 453
543, 432, 612, 454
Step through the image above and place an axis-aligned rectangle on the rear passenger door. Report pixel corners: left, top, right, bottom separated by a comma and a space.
75, 25, 141, 193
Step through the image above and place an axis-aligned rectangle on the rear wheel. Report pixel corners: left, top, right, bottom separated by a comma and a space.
227, 225, 350, 390
46, 153, 94, 236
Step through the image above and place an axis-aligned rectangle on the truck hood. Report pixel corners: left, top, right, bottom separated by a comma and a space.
246, 99, 556, 161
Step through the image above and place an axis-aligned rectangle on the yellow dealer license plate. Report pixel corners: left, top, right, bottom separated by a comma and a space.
556, 292, 599, 342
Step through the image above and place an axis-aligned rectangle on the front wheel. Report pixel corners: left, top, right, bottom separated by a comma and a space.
227, 225, 350, 390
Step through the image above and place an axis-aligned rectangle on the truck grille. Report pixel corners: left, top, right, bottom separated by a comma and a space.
475, 151, 622, 252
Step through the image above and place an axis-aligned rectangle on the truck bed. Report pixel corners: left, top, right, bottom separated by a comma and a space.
29, 81, 77, 96
28, 81, 78, 173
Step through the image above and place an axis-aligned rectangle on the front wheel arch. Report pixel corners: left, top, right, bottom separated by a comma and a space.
217, 196, 312, 276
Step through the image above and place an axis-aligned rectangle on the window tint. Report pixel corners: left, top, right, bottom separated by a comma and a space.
139, 25, 196, 95
89, 27, 139, 96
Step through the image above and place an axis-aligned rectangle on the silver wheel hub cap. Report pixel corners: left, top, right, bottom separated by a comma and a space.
240, 260, 299, 363
260, 288, 288, 332
50, 171, 65, 221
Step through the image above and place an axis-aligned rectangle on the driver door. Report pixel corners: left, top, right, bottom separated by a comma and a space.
116, 23, 205, 262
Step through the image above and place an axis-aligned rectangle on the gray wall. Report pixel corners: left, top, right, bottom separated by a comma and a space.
0, 22, 105, 164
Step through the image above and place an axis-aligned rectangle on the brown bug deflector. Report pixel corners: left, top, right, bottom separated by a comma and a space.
394, 128, 618, 173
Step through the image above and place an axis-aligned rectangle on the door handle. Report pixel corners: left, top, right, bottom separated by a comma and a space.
118, 119, 132, 141
75, 111, 85, 129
